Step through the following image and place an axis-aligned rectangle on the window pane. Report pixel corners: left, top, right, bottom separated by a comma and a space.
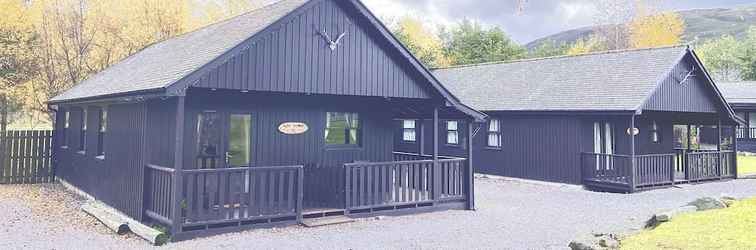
228, 114, 251, 167
749, 112, 756, 128
403, 120, 415, 129
403, 129, 416, 141
64, 111, 70, 128
349, 128, 359, 145
196, 112, 221, 169
100, 108, 108, 133
489, 119, 499, 132
326, 112, 347, 144
488, 133, 500, 147
447, 131, 458, 144
447, 121, 458, 131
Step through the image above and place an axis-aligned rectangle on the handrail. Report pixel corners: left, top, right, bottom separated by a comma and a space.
392, 151, 465, 160
345, 157, 466, 167
181, 165, 303, 174
146, 164, 175, 173
581, 152, 632, 158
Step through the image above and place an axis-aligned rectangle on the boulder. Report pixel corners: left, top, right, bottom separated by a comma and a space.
654, 205, 698, 222
687, 197, 727, 211
569, 234, 620, 250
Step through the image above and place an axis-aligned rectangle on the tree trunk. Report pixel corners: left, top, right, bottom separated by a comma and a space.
1, 93, 8, 134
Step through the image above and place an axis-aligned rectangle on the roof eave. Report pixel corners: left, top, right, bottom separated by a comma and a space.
47, 88, 166, 106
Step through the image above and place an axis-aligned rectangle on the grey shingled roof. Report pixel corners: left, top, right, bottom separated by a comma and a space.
718, 81, 756, 104
50, 0, 308, 103
432, 46, 688, 112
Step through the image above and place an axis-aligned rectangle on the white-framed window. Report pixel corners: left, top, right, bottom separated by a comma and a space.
63, 110, 70, 147
325, 112, 361, 146
650, 120, 660, 143
97, 107, 108, 157
402, 120, 416, 142
487, 119, 502, 148
446, 120, 459, 145
79, 108, 87, 152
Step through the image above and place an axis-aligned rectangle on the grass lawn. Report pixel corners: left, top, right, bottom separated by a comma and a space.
738, 155, 756, 175
621, 198, 756, 249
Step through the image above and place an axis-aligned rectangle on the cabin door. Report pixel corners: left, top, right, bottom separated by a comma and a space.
195, 111, 255, 169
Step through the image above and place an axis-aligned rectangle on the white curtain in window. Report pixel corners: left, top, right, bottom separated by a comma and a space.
447, 121, 458, 144
403, 120, 416, 141
487, 119, 501, 147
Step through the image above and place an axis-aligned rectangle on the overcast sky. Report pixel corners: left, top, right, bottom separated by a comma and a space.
361, 0, 756, 44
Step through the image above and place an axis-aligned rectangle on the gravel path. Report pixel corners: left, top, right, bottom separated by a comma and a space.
1, 178, 755, 250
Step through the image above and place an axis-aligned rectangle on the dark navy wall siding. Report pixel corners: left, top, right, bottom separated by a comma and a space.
643, 55, 722, 113
146, 99, 177, 168
56, 103, 147, 220
194, 0, 433, 99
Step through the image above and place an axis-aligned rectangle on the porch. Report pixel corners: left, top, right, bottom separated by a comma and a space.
581, 112, 739, 193
143, 151, 470, 240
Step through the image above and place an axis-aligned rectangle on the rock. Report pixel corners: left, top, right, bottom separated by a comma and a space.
569, 239, 598, 250
687, 197, 727, 211
654, 205, 698, 222
597, 235, 619, 248
569, 234, 620, 250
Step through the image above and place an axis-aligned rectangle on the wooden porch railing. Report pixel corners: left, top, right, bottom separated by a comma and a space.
736, 127, 756, 139
344, 156, 467, 212
582, 151, 737, 192
144, 165, 304, 232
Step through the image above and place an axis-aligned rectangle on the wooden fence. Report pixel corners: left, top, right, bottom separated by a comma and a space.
344, 157, 467, 213
144, 164, 304, 234
0, 130, 54, 184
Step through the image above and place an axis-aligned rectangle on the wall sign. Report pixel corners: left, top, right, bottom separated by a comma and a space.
279, 122, 309, 135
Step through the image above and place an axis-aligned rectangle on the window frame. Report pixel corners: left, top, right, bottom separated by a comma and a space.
446, 120, 459, 146
325, 112, 362, 148
402, 120, 417, 143
78, 108, 88, 153
486, 119, 502, 149
650, 120, 661, 144
62, 110, 70, 148
96, 107, 108, 157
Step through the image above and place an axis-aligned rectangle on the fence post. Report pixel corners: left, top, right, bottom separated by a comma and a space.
343, 164, 350, 215
297, 166, 304, 223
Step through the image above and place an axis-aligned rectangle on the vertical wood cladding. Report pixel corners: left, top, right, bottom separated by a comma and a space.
643, 54, 723, 113
194, 0, 433, 99
55, 103, 146, 220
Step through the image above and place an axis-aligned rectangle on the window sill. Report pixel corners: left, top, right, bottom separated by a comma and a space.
95, 155, 105, 161
60, 146, 69, 149
325, 145, 363, 151
485, 147, 503, 151
402, 140, 417, 144
76, 151, 86, 155
445, 144, 460, 148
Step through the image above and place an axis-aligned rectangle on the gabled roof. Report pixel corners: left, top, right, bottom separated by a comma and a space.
432, 46, 689, 112
718, 81, 756, 105
51, 0, 309, 103
49, 0, 485, 121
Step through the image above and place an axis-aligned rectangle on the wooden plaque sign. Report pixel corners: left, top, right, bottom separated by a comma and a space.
278, 122, 309, 135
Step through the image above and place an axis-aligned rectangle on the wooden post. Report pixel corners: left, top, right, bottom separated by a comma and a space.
418, 119, 425, 156
296, 166, 304, 222
630, 115, 637, 193
717, 118, 723, 179
733, 124, 739, 178
686, 124, 692, 180
432, 107, 440, 201
466, 119, 475, 210
170, 96, 185, 236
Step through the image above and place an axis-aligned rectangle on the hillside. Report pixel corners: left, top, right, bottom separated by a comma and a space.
526, 4, 756, 49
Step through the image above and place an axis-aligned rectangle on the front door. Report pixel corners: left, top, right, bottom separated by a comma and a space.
195, 111, 255, 169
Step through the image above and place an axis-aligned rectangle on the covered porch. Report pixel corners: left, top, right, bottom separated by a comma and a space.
140, 91, 480, 240
581, 111, 739, 193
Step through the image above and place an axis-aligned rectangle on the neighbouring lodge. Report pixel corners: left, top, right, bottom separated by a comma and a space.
395, 46, 743, 193
48, 0, 484, 240
719, 81, 756, 152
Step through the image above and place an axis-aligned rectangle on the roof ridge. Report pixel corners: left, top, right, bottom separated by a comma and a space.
431, 44, 689, 71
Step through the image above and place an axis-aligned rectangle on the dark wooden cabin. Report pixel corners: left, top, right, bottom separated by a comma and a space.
48, 0, 485, 240
395, 46, 743, 193
719, 81, 756, 152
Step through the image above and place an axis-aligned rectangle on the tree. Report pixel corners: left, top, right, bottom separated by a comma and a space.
697, 35, 742, 81
0, 0, 40, 131
628, 2, 684, 49
440, 20, 526, 65
593, 0, 635, 50
739, 27, 756, 80
566, 35, 607, 56
391, 17, 448, 68
528, 39, 569, 58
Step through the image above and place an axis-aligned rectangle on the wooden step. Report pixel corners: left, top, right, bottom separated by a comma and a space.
301, 216, 355, 228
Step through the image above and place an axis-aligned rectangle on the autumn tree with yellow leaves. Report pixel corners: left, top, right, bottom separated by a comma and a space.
628, 2, 685, 49
0, 0, 261, 130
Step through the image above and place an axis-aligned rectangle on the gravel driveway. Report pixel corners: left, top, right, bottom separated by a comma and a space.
2, 178, 755, 250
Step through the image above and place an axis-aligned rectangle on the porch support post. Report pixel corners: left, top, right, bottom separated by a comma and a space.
432, 107, 440, 201
466, 119, 475, 210
717, 118, 723, 179
419, 119, 425, 155
733, 124, 739, 178
630, 115, 637, 193
170, 95, 186, 236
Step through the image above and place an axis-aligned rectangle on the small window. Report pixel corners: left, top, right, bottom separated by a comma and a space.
446, 120, 459, 145
63, 110, 70, 147
79, 108, 87, 152
325, 112, 360, 146
97, 107, 107, 156
487, 119, 502, 148
402, 120, 416, 142
650, 120, 660, 143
